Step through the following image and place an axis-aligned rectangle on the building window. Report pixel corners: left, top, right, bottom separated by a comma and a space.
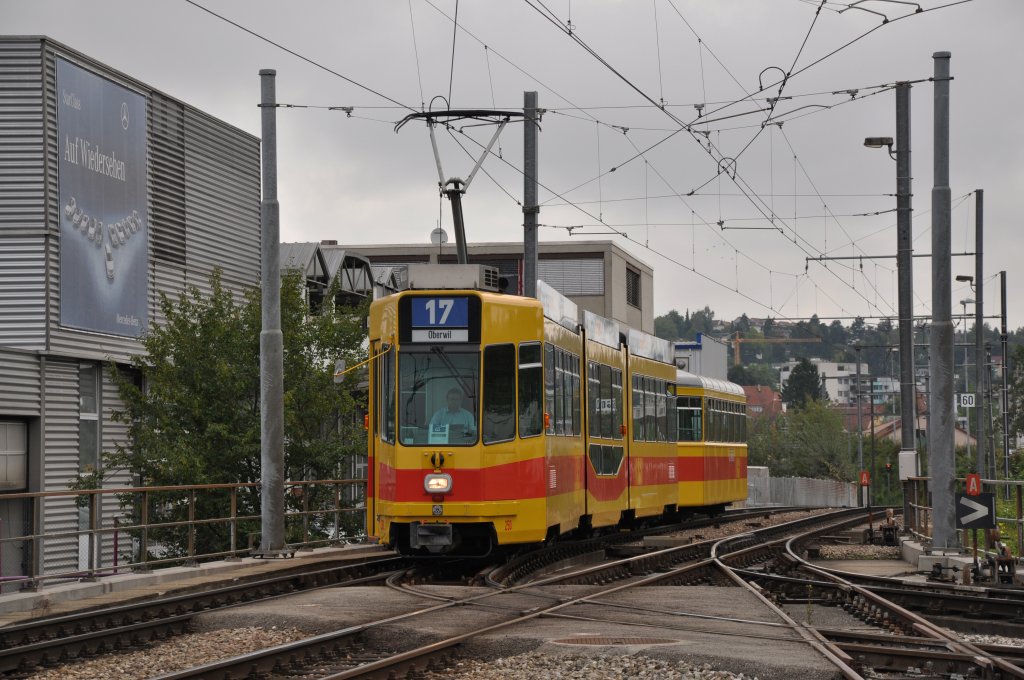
626, 268, 641, 308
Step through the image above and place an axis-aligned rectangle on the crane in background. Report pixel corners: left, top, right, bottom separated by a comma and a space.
731, 333, 821, 365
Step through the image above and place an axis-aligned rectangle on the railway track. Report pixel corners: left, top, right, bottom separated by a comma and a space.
727, 518, 1024, 678
20, 508, 1018, 679
0, 554, 406, 676
144, 508, 877, 679
0, 507, 791, 678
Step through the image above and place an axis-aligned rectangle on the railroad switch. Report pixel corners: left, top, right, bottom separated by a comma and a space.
926, 562, 960, 583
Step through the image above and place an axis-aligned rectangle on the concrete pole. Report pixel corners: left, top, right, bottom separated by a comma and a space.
974, 189, 985, 476
896, 82, 918, 480
523, 91, 539, 298
259, 69, 285, 555
929, 52, 957, 551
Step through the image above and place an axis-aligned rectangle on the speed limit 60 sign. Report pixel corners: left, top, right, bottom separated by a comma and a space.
958, 393, 976, 408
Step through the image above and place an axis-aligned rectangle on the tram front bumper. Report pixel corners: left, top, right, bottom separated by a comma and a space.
409, 521, 454, 552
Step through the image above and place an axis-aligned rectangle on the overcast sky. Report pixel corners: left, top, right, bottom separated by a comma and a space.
6, 0, 1022, 330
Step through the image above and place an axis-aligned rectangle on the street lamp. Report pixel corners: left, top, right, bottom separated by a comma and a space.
864, 81, 915, 489
864, 136, 896, 158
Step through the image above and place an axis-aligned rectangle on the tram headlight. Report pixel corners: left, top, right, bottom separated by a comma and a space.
424, 473, 453, 494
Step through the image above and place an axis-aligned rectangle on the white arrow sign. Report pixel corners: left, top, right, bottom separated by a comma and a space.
958, 496, 989, 524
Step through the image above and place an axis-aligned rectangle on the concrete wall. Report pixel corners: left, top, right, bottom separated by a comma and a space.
746, 466, 859, 508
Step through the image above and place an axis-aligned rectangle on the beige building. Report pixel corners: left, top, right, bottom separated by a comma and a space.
326, 240, 655, 333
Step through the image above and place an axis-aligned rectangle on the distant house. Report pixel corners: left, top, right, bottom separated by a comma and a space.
874, 416, 977, 449
743, 385, 783, 419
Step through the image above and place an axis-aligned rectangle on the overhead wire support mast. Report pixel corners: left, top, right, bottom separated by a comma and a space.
396, 109, 523, 264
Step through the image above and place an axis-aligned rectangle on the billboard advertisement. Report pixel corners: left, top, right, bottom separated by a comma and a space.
57, 58, 148, 337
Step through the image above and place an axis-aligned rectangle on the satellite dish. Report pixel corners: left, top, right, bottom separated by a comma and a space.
430, 227, 449, 245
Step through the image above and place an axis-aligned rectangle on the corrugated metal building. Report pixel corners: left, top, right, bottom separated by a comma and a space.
0, 37, 261, 581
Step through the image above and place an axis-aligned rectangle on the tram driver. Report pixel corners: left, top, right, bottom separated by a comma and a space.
429, 387, 476, 439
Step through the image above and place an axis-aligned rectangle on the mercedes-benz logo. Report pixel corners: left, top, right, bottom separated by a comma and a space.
121, 102, 129, 130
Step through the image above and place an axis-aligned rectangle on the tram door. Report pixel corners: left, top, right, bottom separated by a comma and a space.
367, 342, 378, 538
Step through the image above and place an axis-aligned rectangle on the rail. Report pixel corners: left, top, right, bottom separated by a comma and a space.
0, 479, 366, 592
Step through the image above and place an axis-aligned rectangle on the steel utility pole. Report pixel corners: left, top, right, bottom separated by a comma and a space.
929, 52, 956, 552
974, 190, 985, 476
895, 82, 918, 481
856, 350, 864, 470
1000, 271, 1010, 498
523, 91, 539, 298
258, 69, 285, 556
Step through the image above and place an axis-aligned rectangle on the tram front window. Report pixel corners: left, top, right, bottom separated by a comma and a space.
399, 348, 479, 445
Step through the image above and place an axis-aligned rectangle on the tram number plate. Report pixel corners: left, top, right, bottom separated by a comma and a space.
411, 297, 469, 343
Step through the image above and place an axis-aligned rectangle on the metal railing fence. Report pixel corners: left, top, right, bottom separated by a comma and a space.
0, 479, 365, 592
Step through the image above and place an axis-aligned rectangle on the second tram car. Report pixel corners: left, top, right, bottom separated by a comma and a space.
366, 266, 746, 555
675, 372, 748, 515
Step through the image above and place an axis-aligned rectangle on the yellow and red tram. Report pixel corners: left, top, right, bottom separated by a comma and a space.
366, 271, 746, 555
675, 372, 748, 514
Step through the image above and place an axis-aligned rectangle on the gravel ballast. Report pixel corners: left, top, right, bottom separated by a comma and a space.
421, 652, 758, 679
25, 626, 308, 680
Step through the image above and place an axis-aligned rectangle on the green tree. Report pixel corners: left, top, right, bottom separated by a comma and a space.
782, 358, 826, 409
97, 269, 368, 556
1008, 344, 1024, 442
654, 309, 686, 340
769, 401, 856, 480
728, 363, 779, 390
689, 306, 716, 337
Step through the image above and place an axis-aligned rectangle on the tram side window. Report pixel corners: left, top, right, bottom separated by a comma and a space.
588, 361, 600, 438
632, 375, 644, 441
656, 380, 667, 442
483, 344, 516, 445
572, 355, 582, 436
544, 346, 581, 438
667, 383, 675, 440
518, 343, 543, 438
644, 377, 656, 441
381, 345, 395, 444
544, 343, 555, 435
732, 403, 740, 442
599, 364, 613, 439
677, 396, 702, 442
561, 350, 569, 436
740, 404, 747, 441
612, 368, 623, 440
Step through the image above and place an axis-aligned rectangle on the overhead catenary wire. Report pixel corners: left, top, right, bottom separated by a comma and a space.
189, 0, 974, 323
443, 122, 792, 316
407, 0, 426, 110
447, 0, 460, 106
182, 0, 416, 112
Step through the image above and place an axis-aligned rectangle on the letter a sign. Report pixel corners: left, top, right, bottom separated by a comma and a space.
965, 473, 981, 496
859, 470, 870, 487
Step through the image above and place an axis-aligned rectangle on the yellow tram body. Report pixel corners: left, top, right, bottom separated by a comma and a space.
675, 372, 748, 510
366, 273, 746, 555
